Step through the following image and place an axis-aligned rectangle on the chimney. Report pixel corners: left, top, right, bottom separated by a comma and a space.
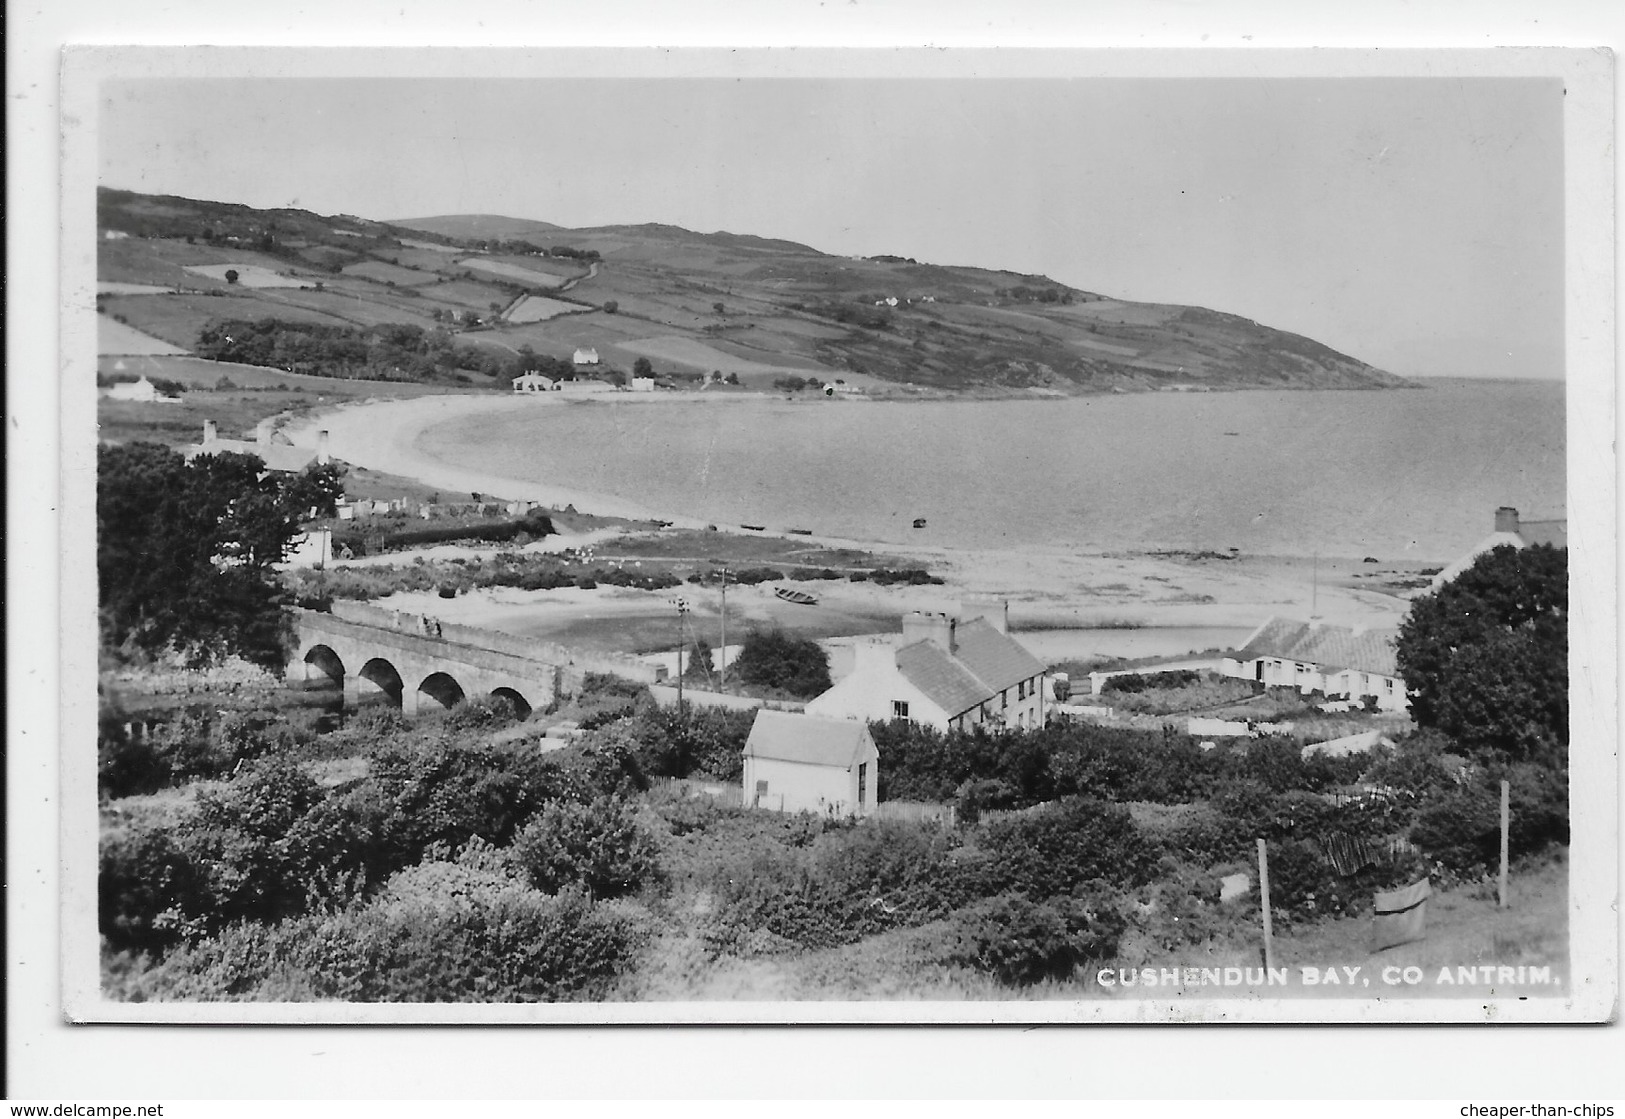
317, 430, 331, 466
962, 596, 1009, 634
202, 419, 218, 445
1495, 506, 1520, 534
902, 611, 956, 654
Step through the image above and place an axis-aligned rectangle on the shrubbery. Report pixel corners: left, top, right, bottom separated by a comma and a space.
514, 797, 661, 899
943, 892, 1123, 984
733, 629, 832, 699
127, 863, 649, 1002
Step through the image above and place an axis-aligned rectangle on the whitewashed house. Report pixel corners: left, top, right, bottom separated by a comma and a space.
630, 375, 656, 392
104, 376, 180, 404
806, 601, 1048, 732
512, 373, 557, 393
742, 710, 878, 817
1219, 617, 1409, 712
572, 347, 600, 366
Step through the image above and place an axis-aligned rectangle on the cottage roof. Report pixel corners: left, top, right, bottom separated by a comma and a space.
951, 617, 1048, 694
895, 639, 993, 718
744, 710, 875, 768
1236, 617, 1400, 678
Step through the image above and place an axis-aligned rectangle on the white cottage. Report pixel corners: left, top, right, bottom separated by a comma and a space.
742, 710, 879, 817
806, 601, 1048, 733
1219, 616, 1409, 712
104, 376, 180, 404
1428, 506, 1567, 591
512, 373, 557, 393
572, 347, 600, 366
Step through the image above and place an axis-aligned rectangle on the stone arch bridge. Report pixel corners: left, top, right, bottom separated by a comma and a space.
291, 603, 665, 719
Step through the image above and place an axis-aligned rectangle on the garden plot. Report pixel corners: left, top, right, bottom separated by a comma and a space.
98, 281, 180, 296
621, 335, 833, 376
183, 264, 305, 289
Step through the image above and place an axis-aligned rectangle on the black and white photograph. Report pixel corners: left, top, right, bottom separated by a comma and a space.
44, 42, 1614, 1039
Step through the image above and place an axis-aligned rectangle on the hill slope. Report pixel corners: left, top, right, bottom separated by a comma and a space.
97, 188, 1409, 395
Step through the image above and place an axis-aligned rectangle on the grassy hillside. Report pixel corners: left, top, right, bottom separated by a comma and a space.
99, 188, 1409, 396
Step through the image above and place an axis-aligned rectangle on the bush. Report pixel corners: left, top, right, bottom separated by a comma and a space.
977, 798, 1156, 898
733, 629, 832, 699
943, 892, 1124, 985
514, 797, 661, 899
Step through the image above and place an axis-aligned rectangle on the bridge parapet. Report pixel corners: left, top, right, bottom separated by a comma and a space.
318, 601, 666, 686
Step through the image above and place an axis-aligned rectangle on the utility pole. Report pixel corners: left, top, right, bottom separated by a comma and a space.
674, 597, 689, 713
718, 568, 729, 693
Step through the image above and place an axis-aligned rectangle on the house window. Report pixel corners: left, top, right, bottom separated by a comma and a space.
1018, 680, 1027, 700
892, 700, 909, 719
1002, 691, 1009, 710
857, 762, 868, 805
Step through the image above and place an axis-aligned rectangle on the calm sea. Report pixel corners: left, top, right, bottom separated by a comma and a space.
416, 379, 1565, 562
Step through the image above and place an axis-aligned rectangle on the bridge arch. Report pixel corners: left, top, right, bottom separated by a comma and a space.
417, 671, 467, 713
489, 687, 533, 721
302, 643, 347, 687
358, 657, 405, 708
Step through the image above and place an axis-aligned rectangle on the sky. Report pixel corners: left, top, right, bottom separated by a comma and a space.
100, 73, 1566, 380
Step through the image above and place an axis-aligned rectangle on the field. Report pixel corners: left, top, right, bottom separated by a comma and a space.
99, 318, 189, 355
504, 294, 586, 323
456, 256, 573, 287
340, 260, 440, 287
182, 263, 306, 288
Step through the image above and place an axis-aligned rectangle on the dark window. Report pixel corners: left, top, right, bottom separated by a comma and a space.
857, 762, 868, 805
892, 700, 909, 719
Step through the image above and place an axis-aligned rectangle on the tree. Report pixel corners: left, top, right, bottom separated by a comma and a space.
513, 797, 660, 900
713, 302, 725, 315
733, 628, 832, 698
603, 301, 619, 314
97, 443, 343, 671
224, 269, 239, 285
1396, 544, 1567, 764
632, 357, 653, 380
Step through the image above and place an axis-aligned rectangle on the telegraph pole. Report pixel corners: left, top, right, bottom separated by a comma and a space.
674, 597, 689, 713
718, 568, 729, 693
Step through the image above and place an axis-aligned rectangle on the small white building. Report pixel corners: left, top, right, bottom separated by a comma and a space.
104, 376, 180, 404
572, 347, 600, 366
630, 375, 656, 392
806, 600, 1048, 733
512, 373, 558, 393
1219, 616, 1409, 712
742, 710, 879, 817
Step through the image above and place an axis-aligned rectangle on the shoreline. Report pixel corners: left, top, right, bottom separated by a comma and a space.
282, 393, 1424, 654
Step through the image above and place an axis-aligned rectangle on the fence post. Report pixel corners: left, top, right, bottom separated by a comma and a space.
1257, 838, 1275, 971
1499, 779, 1511, 908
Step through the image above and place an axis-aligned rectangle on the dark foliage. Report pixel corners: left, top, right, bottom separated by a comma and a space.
942, 892, 1122, 985
513, 797, 661, 899
733, 629, 833, 699
98, 442, 342, 670
1398, 543, 1567, 763
194, 317, 517, 382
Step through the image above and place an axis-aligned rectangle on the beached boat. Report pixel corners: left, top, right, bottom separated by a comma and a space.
774, 586, 819, 606
912, 517, 928, 528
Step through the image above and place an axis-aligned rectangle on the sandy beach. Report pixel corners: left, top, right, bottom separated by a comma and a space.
284, 393, 1425, 663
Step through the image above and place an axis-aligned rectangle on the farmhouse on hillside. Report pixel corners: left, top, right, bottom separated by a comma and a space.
512, 373, 558, 393
102, 375, 181, 404
183, 419, 331, 474
1219, 617, 1408, 712
807, 600, 1049, 732
1428, 506, 1568, 591
742, 710, 879, 817
572, 347, 600, 366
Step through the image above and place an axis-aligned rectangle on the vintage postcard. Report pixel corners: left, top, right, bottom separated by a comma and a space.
57, 45, 1615, 1026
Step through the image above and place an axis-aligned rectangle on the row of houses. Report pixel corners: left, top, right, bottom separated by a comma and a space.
513, 373, 656, 394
